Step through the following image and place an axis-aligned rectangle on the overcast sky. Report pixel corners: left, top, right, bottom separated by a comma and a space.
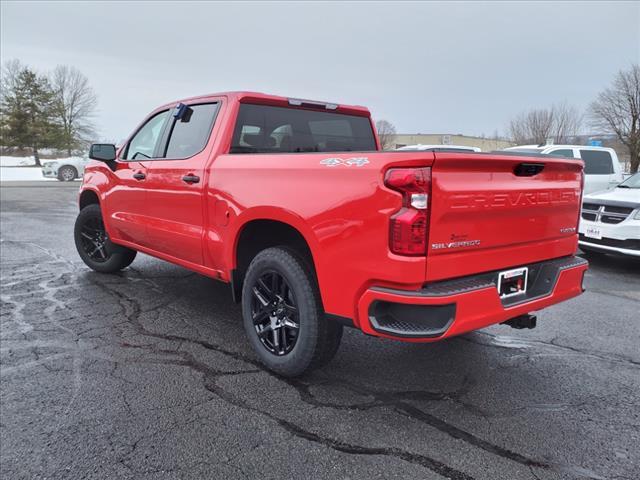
2, 1, 639, 141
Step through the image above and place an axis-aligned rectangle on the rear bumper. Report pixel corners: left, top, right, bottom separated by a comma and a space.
357, 255, 588, 342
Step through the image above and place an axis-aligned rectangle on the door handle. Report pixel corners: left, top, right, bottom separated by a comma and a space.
182, 174, 200, 184
133, 172, 146, 180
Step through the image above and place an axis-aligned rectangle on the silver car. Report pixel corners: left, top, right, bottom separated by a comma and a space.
42, 157, 90, 181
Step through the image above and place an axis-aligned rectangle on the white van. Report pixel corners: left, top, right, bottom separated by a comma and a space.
579, 173, 640, 257
504, 145, 624, 194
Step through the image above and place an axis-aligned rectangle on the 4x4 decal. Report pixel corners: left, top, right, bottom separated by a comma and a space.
320, 157, 369, 167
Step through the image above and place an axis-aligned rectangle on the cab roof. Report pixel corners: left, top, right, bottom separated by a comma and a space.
160, 91, 371, 117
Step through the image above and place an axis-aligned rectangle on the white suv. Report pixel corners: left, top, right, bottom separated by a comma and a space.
504, 145, 624, 194
578, 173, 640, 257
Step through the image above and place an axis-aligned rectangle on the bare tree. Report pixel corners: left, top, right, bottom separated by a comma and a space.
0, 59, 24, 104
1, 60, 22, 152
553, 102, 583, 143
375, 119, 397, 150
508, 108, 554, 145
590, 64, 640, 173
508, 103, 582, 145
50, 65, 98, 156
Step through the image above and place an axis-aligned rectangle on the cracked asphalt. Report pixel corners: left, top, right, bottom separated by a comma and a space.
1, 181, 639, 480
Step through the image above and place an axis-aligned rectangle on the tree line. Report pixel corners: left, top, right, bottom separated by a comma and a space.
376, 64, 639, 173
507, 64, 639, 173
0, 60, 97, 166
3, 59, 638, 173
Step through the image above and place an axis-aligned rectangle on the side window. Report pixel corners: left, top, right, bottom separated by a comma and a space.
549, 149, 574, 158
164, 103, 219, 159
124, 111, 170, 160
580, 150, 614, 174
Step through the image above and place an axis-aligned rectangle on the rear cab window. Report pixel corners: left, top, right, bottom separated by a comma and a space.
230, 104, 376, 154
580, 149, 614, 174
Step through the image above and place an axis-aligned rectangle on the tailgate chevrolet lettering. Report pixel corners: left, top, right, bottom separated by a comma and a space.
449, 189, 579, 210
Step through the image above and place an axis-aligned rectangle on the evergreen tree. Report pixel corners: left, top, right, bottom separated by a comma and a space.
1, 67, 62, 165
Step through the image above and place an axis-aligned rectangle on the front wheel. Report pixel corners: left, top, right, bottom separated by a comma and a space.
242, 247, 342, 377
74, 204, 137, 273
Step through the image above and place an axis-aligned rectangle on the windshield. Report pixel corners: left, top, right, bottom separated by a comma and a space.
617, 173, 640, 188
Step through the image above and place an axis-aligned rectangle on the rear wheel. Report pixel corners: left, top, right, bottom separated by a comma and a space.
74, 204, 137, 273
58, 165, 77, 182
241, 247, 342, 377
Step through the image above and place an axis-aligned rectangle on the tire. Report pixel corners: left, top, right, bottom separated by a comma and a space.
74, 204, 137, 273
241, 247, 343, 377
58, 165, 77, 182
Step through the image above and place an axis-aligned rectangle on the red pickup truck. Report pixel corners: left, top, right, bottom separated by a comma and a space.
75, 91, 588, 376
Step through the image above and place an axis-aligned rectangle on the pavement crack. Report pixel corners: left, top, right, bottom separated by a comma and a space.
202, 374, 477, 480
460, 332, 640, 368
92, 275, 584, 479
90, 277, 476, 479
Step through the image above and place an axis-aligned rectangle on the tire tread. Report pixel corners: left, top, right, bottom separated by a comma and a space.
74, 204, 137, 273
242, 246, 342, 376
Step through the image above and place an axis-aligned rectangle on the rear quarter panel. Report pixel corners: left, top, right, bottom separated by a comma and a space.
209, 151, 435, 321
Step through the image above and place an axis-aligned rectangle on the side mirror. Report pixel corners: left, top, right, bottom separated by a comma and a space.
89, 144, 117, 162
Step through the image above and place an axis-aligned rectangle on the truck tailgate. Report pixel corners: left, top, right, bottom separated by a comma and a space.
427, 152, 583, 282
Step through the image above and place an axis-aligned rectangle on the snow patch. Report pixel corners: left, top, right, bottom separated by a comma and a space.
1, 156, 83, 167
0, 167, 61, 181
1, 156, 37, 167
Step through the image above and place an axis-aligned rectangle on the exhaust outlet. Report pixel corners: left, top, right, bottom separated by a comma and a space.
502, 314, 537, 330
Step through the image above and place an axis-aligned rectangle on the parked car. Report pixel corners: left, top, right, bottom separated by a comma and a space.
75, 92, 588, 376
42, 157, 89, 181
579, 173, 640, 257
397, 144, 481, 152
504, 145, 624, 194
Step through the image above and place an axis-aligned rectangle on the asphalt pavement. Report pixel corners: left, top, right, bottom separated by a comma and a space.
1, 181, 639, 480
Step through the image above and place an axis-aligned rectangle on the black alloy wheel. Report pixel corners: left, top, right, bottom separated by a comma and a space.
251, 270, 300, 355
241, 247, 343, 377
74, 204, 137, 273
78, 215, 109, 263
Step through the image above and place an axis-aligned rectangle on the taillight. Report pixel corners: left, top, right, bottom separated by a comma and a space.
384, 167, 431, 256
576, 169, 585, 233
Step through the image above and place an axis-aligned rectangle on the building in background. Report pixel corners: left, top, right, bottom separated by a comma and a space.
392, 134, 513, 152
